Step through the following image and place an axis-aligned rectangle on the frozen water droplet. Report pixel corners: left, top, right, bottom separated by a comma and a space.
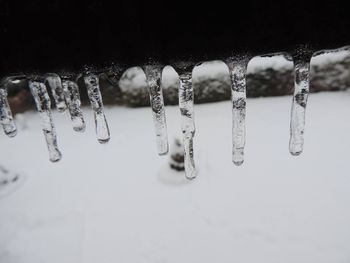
289, 57, 311, 156
227, 58, 248, 166
178, 71, 196, 180
29, 80, 62, 162
61, 78, 86, 132
0, 79, 17, 137
83, 71, 110, 144
143, 65, 169, 155
45, 73, 67, 112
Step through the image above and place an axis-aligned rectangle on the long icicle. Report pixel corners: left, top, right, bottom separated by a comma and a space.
0, 80, 17, 137
61, 77, 86, 132
29, 79, 62, 162
143, 65, 169, 155
227, 58, 248, 165
289, 55, 311, 156
178, 71, 196, 179
46, 73, 67, 112
83, 71, 110, 144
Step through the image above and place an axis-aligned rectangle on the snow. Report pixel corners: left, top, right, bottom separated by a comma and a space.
120, 49, 350, 99
247, 49, 350, 73
248, 55, 293, 72
1, 91, 350, 263
193, 60, 229, 78
312, 48, 350, 65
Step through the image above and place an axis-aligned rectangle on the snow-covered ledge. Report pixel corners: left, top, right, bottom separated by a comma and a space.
117, 50, 350, 107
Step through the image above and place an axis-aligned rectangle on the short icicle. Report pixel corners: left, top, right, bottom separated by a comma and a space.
176, 64, 196, 180
29, 79, 62, 162
45, 73, 67, 112
289, 50, 312, 156
61, 75, 86, 132
143, 64, 169, 155
0, 78, 17, 137
226, 57, 249, 166
83, 69, 110, 144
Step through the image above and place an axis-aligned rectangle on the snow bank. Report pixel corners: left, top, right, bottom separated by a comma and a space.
1, 92, 350, 263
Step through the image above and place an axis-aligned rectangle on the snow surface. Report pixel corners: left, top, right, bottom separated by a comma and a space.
1, 91, 350, 263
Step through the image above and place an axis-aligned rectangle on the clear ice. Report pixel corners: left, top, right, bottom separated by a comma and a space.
227, 59, 248, 165
0, 84, 17, 137
61, 78, 86, 132
29, 80, 62, 162
289, 59, 311, 156
84, 72, 110, 144
143, 65, 169, 155
45, 73, 67, 112
178, 71, 196, 179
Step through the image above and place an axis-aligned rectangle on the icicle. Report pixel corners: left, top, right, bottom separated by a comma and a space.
83, 71, 110, 144
0, 80, 17, 137
143, 64, 169, 155
29, 80, 62, 162
61, 77, 86, 132
178, 69, 196, 180
45, 73, 67, 112
226, 58, 248, 166
289, 54, 311, 156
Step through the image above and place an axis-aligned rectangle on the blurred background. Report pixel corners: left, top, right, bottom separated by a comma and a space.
1, 51, 350, 262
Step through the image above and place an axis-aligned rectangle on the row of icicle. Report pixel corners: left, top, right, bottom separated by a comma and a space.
0, 52, 314, 180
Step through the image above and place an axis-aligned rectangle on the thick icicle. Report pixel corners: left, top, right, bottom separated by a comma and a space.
61, 77, 86, 132
83, 71, 110, 144
227, 58, 248, 166
289, 55, 311, 156
45, 73, 67, 112
143, 65, 169, 155
0, 81, 17, 137
178, 70, 196, 179
29, 80, 62, 162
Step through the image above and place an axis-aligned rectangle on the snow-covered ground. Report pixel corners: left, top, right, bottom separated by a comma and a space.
1, 91, 350, 263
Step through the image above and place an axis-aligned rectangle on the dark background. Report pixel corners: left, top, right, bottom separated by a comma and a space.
1, 0, 349, 73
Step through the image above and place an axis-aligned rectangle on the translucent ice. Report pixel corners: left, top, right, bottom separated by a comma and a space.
143, 65, 168, 155
61, 78, 86, 132
84, 72, 110, 144
46, 73, 67, 112
227, 59, 248, 165
0, 85, 17, 137
29, 80, 62, 162
178, 72, 196, 179
289, 59, 310, 156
